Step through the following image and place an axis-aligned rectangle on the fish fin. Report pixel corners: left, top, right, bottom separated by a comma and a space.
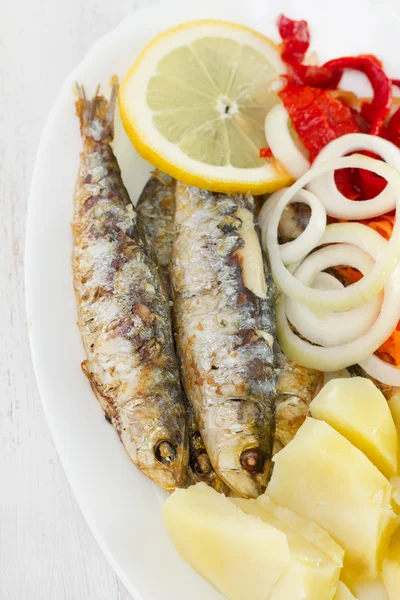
75, 79, 118, 143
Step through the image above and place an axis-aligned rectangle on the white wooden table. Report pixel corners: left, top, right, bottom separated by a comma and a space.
2, 0, 400, 598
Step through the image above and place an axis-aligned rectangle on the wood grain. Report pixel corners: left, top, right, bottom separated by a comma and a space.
1, 0, 399, 598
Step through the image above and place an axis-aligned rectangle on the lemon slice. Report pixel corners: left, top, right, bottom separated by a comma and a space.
119, 20, 293, 194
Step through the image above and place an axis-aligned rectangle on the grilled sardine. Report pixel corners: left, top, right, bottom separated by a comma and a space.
137, 172, 228, 493
72, 85, 188, 491
274, 351, 323, 453
136, 171, 176, 299
171, 183, 278, 498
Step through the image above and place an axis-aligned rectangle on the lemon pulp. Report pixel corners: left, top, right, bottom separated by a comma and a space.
120, 20, 292, 193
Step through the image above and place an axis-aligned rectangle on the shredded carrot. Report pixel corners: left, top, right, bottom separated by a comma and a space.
334, 266, 363, 284
361, 213, 394, 240
377, 329, 400, 366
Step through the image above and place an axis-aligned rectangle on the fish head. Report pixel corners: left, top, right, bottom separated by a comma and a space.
204, 398, 274, 499
114, 394, 188, 492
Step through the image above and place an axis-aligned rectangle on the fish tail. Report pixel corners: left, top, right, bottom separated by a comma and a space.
75, 78, 118, 143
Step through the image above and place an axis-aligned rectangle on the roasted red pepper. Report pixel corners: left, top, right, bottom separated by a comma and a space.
278, 16, 392, 134
278, 15, 340, 88
277, 14, 310, 65
323, 56, 392, 135
259, 147, 273, 158
388, 109, 400, 148
279, 84, 360, 161
334, 169, 361, 200
387, 81, 400, 148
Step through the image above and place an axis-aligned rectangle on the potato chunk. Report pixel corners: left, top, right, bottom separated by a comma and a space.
233, 495, 343, 600
353, 578, 390, 600
334, 581, 357, 600
163, 483, 290, 600
310, 377, 397, 479
388, 392, 400, 469
267, 418, 397, 582
382, 527, 400, 600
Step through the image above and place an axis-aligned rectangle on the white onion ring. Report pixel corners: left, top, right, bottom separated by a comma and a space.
312, 272, 344, 291
359, 354, 400, 386
286, 244, 382, 347
276, 264, 400, 371
266, 155, 400, 312
264, 103, 311, 179
308, 133, 400, 219
258, 188, 326, 264
258, 189, 284, 236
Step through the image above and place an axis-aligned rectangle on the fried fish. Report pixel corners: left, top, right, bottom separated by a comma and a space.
72, 85, 188, 491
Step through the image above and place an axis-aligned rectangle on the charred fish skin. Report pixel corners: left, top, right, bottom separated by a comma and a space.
171, 183, 278, 499
136, 171, 176, 299
137, 173, 229, 494
274, 351, 323, 454
72, 85, 188, 491
186, 402, 229, 493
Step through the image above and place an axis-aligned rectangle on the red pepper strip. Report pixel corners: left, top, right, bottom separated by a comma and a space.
259, 147, 273, 158
334, 153, 386, 200
323, 56, 392, 135
387, 80, 400, 147
334, 169, 360, 200
277, 14, 310, 65
291, 65, 342, 89
358, 169, 387, 198
289, 56, 391, 134
388, 108, 400, 148
386, 80, 400, 147
357, 150, 387, 199
279, 84, 360, 162
277, 15, 340, 88
277, 17, 391, 133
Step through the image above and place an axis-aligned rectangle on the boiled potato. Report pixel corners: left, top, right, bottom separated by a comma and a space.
310, 377, 397, 479
163, 483, 290, 600
257, 495, 344, 565
388, 392, 400, 469
390, 476, 400, 509
353, 578, 390, 600
233, 495, 343, 600
267, 417, 397, 582
334, 581, 357, 600
382, 527, 400, 600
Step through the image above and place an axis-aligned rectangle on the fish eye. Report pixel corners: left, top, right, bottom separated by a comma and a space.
154, 440, 177, 466
240, 447, 267, 474
191, 451, 213, 476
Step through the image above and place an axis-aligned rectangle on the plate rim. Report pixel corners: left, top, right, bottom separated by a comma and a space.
25, 4, 176, 599
25, 1, 400, 598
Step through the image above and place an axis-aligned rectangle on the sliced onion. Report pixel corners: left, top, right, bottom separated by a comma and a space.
258, 188, 326, 264
285, 244, 382, 347
258, 189, 284, 236
266, 155, 400, 311
308, 133, 400, 219
276, 265, 400, 371
312, 272, 344, 291
359, 354, 400, 386
264, 103, 311, 179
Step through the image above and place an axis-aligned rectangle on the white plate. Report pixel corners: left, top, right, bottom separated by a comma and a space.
26, 0, 400, 598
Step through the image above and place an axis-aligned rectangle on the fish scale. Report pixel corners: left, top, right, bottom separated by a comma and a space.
137, 171, 229, 494
171, 182, 278, 498
72, 85, 188, 491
